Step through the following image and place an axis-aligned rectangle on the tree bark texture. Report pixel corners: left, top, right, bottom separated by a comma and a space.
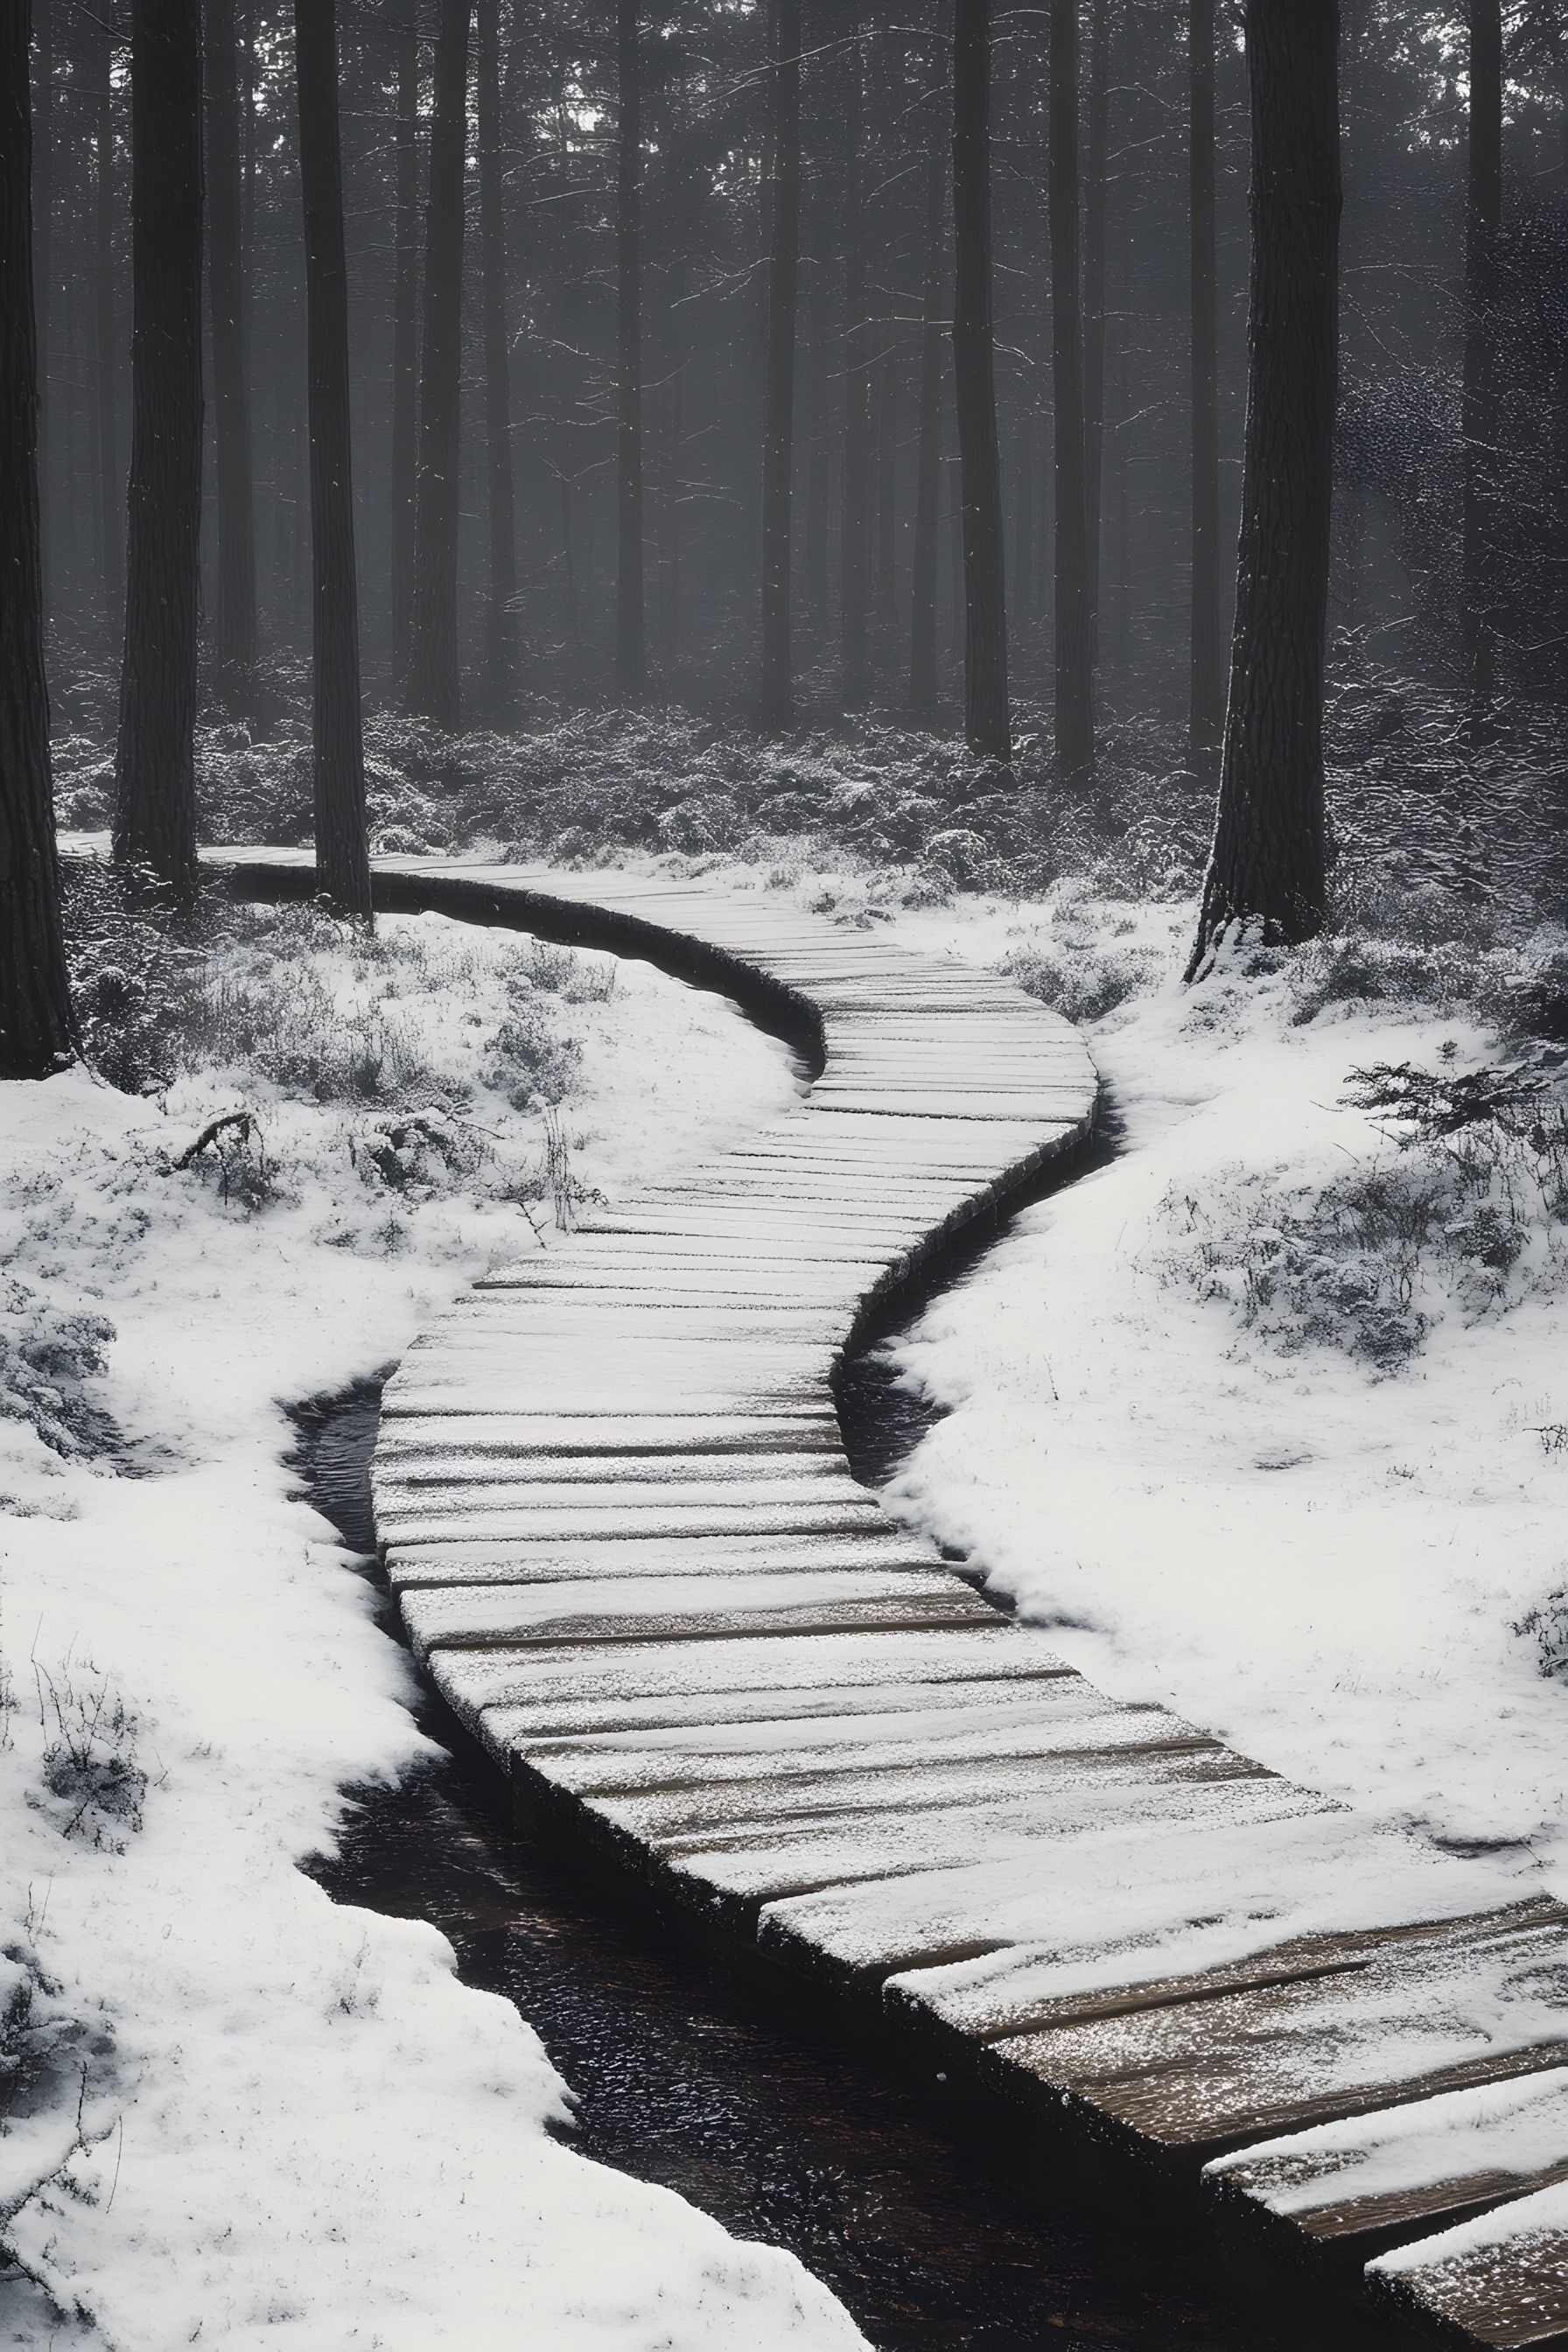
908, 0, 950, 714
1082, 0, 1110, 645
1187, 0, 1340, 976
615, 0, 646, 693
114, 0, 204, 901
35, 0, 52, 606
840, 29, 870, 709
390, 13, 420, 685
1188, 0, 1224, 775
1461, 0, 1502, 709
296, 0, 372, 920
94, 10, 122, 631
477, 0, 519, 720
407, 0, 471, 729
2, 0, 74, 1079
759, 0, 800, 730
1048, 0, 1093, 781
952, 0, 1009, 758
206, 0, 258, 702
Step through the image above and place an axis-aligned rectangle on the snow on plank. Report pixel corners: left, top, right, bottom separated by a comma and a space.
1367, 2180, 1568, 2348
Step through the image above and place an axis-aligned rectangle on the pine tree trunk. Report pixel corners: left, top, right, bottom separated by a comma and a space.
615, 0, 646, 693
407, 0, 471, 729
390, 15, 420, 687
1186, 0, 1340, 977
34, 0, 52, 611
908, 0, 949, 716
2, 0, 74, 1080
1461, 0, 1502, 711
1188, 0, 1223, 776
94, 13, 122, 634
296, 0, 371, 920
1082, 0, 1110, 646
874, 352, 898, 633
804, 260, 830, 637
1048, 0, 1093, 782
840, 29, 871, 710
207, 0, 258, 707
114, 0, 203, 902
477, 0, 519, 721
952, 0, 1009, 758
759, 0, 800, 730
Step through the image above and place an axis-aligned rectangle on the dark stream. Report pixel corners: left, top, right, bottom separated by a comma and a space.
297, 1157, 1378, 2352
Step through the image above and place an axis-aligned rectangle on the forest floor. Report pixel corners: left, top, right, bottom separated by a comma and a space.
7, 685, 1568, 2338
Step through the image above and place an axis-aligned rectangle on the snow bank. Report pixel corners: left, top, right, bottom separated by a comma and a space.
875, 888, 1568, 1894
0, 915, 861, 2349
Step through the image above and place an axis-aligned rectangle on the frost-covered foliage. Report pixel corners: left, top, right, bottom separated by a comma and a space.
1146, 1056, 1568, 1368
0, 1284, 118, 1463
31, 1663, 149, 1851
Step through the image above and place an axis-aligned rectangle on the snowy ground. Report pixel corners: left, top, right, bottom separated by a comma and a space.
0, 907, 864, 2350
872, 886, 1568, 1897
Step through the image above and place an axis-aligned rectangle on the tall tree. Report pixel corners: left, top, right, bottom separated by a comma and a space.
952, 0, 1009, 758
1048, 0, 1094, 782
840, 26, 871, 710
207, 0, 259, 708
389, 11, 420, 687
2, 0, 74, 1080
93, 7, 122, 633
34, 0, 52, 606
615, 0, 646, 694
1188, 0, 1224, 775
477, 0, 519, 719
908, 0, 951, 715
1461, 0, 1502, 710
114, 0, 204, 901
760, 0, 802, 730
296, 0, 372, 920
1082, 0, 1110, 646
406, 0, 472, 729
1187, 0, 1340, 976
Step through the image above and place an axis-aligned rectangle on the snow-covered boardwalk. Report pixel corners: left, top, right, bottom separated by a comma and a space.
220, 851, 1568, 2350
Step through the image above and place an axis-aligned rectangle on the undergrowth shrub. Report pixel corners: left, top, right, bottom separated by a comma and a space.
1146, 1058, 1568, 1368
0, 1283, 119, 1462
30, 1663, 149, 1851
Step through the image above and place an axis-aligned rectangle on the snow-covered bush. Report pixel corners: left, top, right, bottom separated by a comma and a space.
0, 1284, 118, 1463
31, 1663, 148, 1851
1147, 1060, 1568, 1368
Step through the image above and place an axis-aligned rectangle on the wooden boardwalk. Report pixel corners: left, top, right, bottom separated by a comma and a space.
220, 851, 1568, 2350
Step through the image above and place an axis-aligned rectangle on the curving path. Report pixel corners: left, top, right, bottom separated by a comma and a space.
217, 850, 1568, 2352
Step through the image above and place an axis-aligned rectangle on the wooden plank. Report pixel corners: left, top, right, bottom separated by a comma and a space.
383, 1529, 940, 1592
404, 1576, 995, 1660
1206, 2068, 1568, 2255
979, 1906, 1568, 2163
1366, 2185, 1568, 2348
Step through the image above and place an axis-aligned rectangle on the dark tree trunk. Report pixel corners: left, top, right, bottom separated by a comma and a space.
296, 0, 371, 920
1014, 433, 1034, 624
1048, 0, 1093, 782
952, 0, 1009, 758
389, 14, 420, 686
840, 27, 870, 710
2, 0, 74, 1081
1082, 0, 1110, 646
1186, 0, 1340, 977
34, 0, 52, 609
874, 351, 898, 632
908, 0, 949, 715
206, 0, 258, 706
93, 11, 122, 634
114, 0, 204, 902
615, 0, 646, 693
804, 260, 830, 636
407, 0, 471, 729
477, 0, 519, 720
759, 0, 800, 730
1188, 0, 1223, 776
1461, 0, 1502, 710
